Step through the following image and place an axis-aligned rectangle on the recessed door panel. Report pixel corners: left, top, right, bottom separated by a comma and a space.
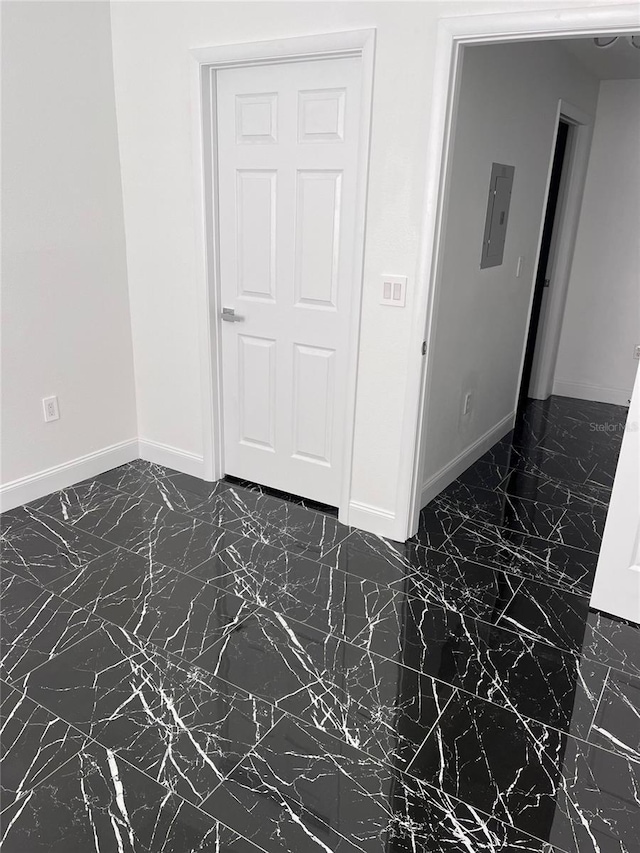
293, 344, 335, 464
235, 93, 277, 143
298, 88, 346, 142
238, 335, 276, 450
236, 170, 276, 300
294, 171, 342, 308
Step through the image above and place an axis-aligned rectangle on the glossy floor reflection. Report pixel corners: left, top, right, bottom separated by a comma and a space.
1, 396, 638, 852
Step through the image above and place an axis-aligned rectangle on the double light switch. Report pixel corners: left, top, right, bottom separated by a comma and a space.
380, 275, 407, 307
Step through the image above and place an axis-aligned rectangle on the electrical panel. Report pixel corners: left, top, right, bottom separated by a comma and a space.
481, 163, 515, 269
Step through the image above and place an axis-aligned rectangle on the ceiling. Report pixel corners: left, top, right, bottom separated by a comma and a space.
556, 35, 640, 80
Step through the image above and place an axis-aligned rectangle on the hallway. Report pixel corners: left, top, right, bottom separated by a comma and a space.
1, 397, 638, 851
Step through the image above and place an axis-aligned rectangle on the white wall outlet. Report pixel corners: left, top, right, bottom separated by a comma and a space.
463, 391, 472, 416
380, 275, 407, 307
42, 396, 60, 422
634, 345, 640, 360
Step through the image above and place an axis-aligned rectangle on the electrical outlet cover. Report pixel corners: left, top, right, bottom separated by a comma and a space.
43, 396, 60, 422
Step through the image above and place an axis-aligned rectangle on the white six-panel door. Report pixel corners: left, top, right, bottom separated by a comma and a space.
216, 57, 362, 505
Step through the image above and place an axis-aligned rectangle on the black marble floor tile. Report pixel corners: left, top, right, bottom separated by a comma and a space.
545, 737, 640, 853
0, 684, 88, 815
18, 622, 281, 807
194, 539, 409, 650
321, 533, 522, 623
403, 548, 522, 623
34, 482, 240, 573
549, 504, 608, 552
108, 473, 350, 560
319, 529, 417, 583
200, 616, 438, 779
454, 459, 510, 490
0, 505, 36, 538
84, 458, 175, 497
28, 477, 117, 523
496, 578, 591, 654
189, 535, 386, 614
49, 547, 256, 661
385, 776, 559, 852
475, 431, 522, 468
209, 483, 352, 560
200, 714, 551, 853
200, 610, 453, 772
588, 669, 640, 762
0, 737, 262, 852
434, 483, 566, 539
134, 470, 232, 515
507, 444, 596, 485
587, 432, 626, 489
408, 689, 640, 853
195, 609, 336, 703
412, 502, 465, 549
517, 398, 628, 461
0, 574, 101, 684
396, 601, 607, 738
501, 469, 611, 511
0, 514, 116, 586
284, 645, 455, 773
441, 520, 598, 596
197, 602, 605, 741
581, 611, 640, 679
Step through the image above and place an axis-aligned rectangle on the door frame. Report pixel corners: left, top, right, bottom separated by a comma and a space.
190, 29, 375, 520
527, 101, 593, 400
401, 4, 639, 539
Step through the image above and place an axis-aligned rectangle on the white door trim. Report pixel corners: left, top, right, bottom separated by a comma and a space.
190, 30, 375, 522
400, 4, 640, 540
527, 101, 594, 400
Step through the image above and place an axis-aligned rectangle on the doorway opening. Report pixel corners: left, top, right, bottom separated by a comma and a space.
517, 118, 571, 410
411, 27, 638, 622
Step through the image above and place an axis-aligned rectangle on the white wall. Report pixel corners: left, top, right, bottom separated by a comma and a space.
420, 39, 600, 498
0, 1, 137, 506
554, 79, 640, 407
110, 0, 444, 524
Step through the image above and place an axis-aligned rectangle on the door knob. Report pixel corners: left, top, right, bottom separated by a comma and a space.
221, 307, 243, 322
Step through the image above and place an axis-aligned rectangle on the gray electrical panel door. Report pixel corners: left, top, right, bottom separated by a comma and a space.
481, 163, 515, 269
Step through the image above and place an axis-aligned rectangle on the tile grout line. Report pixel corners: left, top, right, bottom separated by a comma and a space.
404, 688, 459, 775
585, 666, 611, 742
492, 578, 525, 623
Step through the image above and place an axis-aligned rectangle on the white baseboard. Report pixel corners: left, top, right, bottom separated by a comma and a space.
0, 439, 139, 513
137, 438, 204, 478
344, 500, 402, 541
420, 411, 515, 509
553, 380, 632, 407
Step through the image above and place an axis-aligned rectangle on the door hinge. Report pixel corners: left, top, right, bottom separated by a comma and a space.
421, 341, 427, 356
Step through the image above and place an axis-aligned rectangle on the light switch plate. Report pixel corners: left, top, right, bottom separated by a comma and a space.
380, 275, 407, 307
